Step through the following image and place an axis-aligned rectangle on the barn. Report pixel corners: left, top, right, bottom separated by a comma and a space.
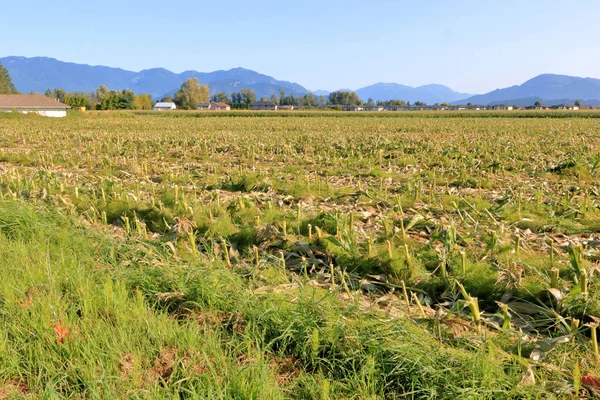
0, 94, 70, 117
152, 102, 177, 111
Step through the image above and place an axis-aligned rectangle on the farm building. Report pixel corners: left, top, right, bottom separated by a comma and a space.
342, 105, 364, 111
386, 106, 408, 111
152, 102, 176, 111
363, 105, 384, 112
211, 102, 231, 111
550, 104, 579, 110
278, 105, 295, 111
0, 94, 70, 117
198, 102, 231, 111
250, 101, 278, 111
492, 105, 514, 111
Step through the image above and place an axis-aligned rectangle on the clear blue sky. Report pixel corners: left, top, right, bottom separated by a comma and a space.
2, 0, 599, 93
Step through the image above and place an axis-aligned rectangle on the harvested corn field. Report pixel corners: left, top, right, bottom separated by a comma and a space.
1, 111, 600, 398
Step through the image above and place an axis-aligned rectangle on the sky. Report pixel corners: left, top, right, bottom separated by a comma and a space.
2, 0, 599, 94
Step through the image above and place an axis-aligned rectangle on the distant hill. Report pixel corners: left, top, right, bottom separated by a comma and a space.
0, 56, 309, 99
457, 74, 600, 106
4, 57, 600, 106
487, 97, 600, 107
355, 83, 471, 104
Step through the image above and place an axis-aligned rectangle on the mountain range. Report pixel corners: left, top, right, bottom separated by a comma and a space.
355, 83, 471, 104
0, 56, 309, 100
1, 56, 600, 106
456, 74, 600, 106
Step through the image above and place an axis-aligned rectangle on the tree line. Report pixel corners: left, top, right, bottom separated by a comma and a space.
43, 78, 211, 110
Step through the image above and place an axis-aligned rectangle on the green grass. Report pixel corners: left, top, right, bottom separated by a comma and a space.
0, 199, 546, 399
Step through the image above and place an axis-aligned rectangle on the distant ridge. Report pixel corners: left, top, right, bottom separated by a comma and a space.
0, 56, 310, 99
2, 57, 600, 105
355, 83, 471, 104
457, 74, 600, 106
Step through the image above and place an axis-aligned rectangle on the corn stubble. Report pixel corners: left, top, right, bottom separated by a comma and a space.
1, 111, 600, 398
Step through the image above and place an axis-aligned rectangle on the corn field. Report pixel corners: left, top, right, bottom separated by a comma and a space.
1, 111, 600, 398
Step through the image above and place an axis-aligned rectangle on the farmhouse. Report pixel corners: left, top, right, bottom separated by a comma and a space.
250, 101, 278, 111
0, 94, 70, 117
211, 102, 231, 111
197, 101, 231, 111
152, 102, 176, 111
278, 105, 295, 111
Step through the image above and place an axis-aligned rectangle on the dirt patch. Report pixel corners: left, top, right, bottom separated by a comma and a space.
119, 353, 135, 380
182, 352, 208, 376
269, 356, 303, 385
221, 313, 246, 334
0, 379, 30, 399
149, 347, 177, 383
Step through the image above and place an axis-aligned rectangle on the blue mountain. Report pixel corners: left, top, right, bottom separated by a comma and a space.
457, 74, 600, 105
0, 56, 309, 99
355, 83, 472, 104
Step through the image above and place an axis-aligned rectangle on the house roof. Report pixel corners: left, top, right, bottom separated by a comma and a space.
154, 102, 176, 108
0, 94, 70, 109
211, 102, 230, 107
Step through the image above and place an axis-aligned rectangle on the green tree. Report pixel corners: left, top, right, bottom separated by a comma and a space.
211, 92, 229, 104
279, 88, 285, 104
52, 89, 67, 103
575, 99, 581, 107
534, 100, 542, 107
174, 78, 209, 110
63, 92, 92, 109
303, 92, 317, 108
328, 91, 360, 106
134, 93, 153, 110
44, 89, 52, 97
0, 62, 18, 94
241, 88, 256, 106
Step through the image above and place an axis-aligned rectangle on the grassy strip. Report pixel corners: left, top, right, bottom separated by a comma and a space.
0, 199, 538, 398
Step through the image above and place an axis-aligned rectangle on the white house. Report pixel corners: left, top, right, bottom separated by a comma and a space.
152, 102, 177, 111
0, 94, 70, 117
